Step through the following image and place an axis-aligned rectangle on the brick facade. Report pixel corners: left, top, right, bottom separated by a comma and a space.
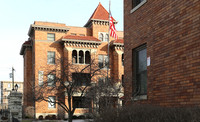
20, 3, 124, 118
124, 0, 200, 106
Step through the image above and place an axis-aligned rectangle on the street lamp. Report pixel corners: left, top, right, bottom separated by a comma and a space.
14, 84, 18, 91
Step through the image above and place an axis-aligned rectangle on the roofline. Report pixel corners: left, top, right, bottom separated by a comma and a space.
62, 39, 102, 44
84, 19, 118, 27
28, 24, 70, 36
20, 44, 32, 55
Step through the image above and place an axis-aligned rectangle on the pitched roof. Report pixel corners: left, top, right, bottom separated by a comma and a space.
84, 2, 116, 27
62, 35, 101, 42
90, 2, 110, 21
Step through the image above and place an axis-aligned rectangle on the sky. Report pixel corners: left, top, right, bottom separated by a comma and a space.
0, 0, 123, 82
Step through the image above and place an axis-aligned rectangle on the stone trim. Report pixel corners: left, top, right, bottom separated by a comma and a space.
112, 43, 124, 51
132, 95, 147, 101
63, 39, 101, 48
28, 24, 70, 36
84, 19, 118, 27
36, 113, 57, 118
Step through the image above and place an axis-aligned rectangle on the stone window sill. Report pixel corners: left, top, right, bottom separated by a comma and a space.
132, 95, 147, 101
130, 0, 147, 13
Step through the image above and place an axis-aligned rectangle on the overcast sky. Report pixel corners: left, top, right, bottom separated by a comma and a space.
0, 0, 123, 82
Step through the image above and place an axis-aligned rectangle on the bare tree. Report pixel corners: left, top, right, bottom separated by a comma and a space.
85, 76, 124, 117
34, 57, 103, 122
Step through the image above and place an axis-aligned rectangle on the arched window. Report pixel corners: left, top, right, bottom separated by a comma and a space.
105, 34, 109, 42
122, 53, 124, 66
85, 51, 91, 64
99, 33, 104, 41
79, 50, 84, 64
72, 50, 77, 63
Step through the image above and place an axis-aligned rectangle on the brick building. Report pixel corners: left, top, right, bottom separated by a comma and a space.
124, 0, 200, 106
20, 3, 124, 118
0, 81, 23, 109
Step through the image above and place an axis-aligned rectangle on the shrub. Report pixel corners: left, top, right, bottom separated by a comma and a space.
38, 115, 43, 120
78, 115, 85, 119
45, 115, 50, 120
52, 115, 57, 120
72, 115, 78, 119
1, 116, 8, 120
94, 104, 200, 122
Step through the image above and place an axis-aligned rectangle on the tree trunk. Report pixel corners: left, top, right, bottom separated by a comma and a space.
68, 112, 73, 122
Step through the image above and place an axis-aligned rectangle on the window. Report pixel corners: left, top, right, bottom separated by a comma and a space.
98, 77, 108, 86
133, 44, 147, 95
72, 50, 77, 63
131, 0, 147, 13
17, 84, 20, 88
99, 33, 109, 42
98, 55, 109, 69
47, 51, 55, 64
73, 97, 91, 108
47, 33, 55, 41
79, 50, 84, 64
72, 50, 91, 64
85, 51, 90, 64
48, 96, 56, 108
122, 75, 124, 87
122, 53, 124, 66
47, 74, 55, 86
7, 84, 11, 88
105, 34, 109, 42
72, 73, 91, 86
38, 71, 44, 86
99, 33, 104, 41
71, 33, 77, 36
79, 34, 85, 36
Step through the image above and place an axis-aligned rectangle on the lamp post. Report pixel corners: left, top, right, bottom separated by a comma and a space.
14, 84, 18, 92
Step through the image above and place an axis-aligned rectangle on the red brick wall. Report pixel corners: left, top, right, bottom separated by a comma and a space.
124, 0, 200, 106
22, 19, 124, 117
23, 47, 33, 107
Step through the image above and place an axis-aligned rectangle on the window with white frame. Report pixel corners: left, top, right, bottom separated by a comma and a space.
47, 51, 55, 64
38, 71, 44, 86
47, 74, 55, 86
48, 96, 56, 108
47, 33, 55, 41
98, 55, 109, 69
99, 32, 109, 42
